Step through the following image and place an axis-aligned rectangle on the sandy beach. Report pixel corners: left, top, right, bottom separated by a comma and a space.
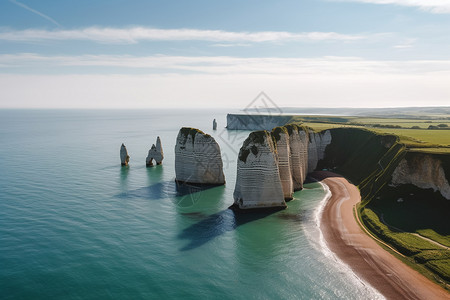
313, 171, 449, 300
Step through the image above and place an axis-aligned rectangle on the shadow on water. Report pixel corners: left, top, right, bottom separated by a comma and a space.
146, 164, 163, 185
115, 180, 217, 200
119, 166, 129, 189
178, 209, 276, 251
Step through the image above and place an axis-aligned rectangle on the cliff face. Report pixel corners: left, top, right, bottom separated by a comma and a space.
316, 128, 405, 202
233, 131, 286, 210
392, 153, 450, 200
175, 127, 225, 185
287, 125, 310, 191
232, 124, 327, 210
308, 130, 332, 174
231, 122, 449, 213
272, 127, 294, 200
227, 114, 292, 130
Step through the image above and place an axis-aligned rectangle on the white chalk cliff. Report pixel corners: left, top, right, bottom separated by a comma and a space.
232, 125, 332, 210
392, 153, 450, 200
233, 131, 286, 210
175, 127, 225, 185
120, 143, 130, 166
308, 130, 332, 174
287, 125, 310, 191
272, 127, 294, 200
146, 136, 164, 166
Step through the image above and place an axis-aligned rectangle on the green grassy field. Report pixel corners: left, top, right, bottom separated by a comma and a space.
295, 115, 450, 153
361, 206, 450, 283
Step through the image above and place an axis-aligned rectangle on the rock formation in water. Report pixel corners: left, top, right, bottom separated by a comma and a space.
146, 136, 164, 167
233, 131, 286, 210
392, 153, 450, 200
120, 143, 130, 166
175, 127, 225, 185
232, 124, 332, 210
308, 130, 332, 174
213, 119, 217, 130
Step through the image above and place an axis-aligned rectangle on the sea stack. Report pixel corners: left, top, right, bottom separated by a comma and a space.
120, 143, 130, 166
213, 119, 217, 130
146, 136, 164, 167
232, 131, 286, 210
175, 127, 225, 185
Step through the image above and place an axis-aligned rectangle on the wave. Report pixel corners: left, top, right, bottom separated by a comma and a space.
305, 181, 385, 300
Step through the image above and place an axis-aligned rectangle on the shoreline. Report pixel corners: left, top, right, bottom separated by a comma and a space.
313, 171, 449, 300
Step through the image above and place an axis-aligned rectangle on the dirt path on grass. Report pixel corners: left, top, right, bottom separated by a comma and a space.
379, 213, 449, 250
312, 171, 449, 300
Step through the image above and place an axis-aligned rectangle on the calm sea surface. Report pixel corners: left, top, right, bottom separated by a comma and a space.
0, 109, 382, 299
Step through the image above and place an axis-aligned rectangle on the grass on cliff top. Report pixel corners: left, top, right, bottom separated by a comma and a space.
238, 130, 270, 162
298, 115, 450, 153
179, 127, 211, 144
361, 183, 450, 285
369, 184, 450, 239
360, 207, 450, 284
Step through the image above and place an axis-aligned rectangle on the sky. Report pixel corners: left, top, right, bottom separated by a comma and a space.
1, 0, 450, 109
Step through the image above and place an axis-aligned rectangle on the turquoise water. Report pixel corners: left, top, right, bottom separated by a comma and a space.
0, 110, 382, 299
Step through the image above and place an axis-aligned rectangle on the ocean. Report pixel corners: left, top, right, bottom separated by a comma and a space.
0, 109, 382, 299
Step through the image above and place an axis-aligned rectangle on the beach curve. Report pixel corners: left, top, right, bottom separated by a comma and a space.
312, 171, 450, 300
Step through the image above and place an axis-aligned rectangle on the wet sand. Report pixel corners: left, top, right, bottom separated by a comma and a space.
313, 171, 449, 300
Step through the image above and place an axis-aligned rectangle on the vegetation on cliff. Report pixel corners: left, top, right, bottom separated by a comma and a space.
295, 115, 450, 154
227, 112, 450, 284
316, 128, 406, 203
238, 131, 271, 163
179, 127, 209, 143
309, 126, 449, 285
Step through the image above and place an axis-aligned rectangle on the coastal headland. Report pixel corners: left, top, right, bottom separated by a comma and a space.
228, 112, 450, 286
314, 171, 450, 300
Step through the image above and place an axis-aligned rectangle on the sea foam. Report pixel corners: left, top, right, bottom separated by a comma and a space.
304, 181, 385, 300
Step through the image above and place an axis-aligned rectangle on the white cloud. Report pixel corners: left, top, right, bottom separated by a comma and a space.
393, 38, 416, 49
0, 27, 365, 44
1, 72, 449, 109
210, 43, 252, 47
340, 0, 450, 14
1, 54, 450, 108
2, 53, 450, 75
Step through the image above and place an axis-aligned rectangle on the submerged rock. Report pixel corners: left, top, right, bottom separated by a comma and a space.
213, 119, 217, 130
175, 127, 225, 185
233, 131, 286, 210
146, 136, 164, 167
120, 143, 130, 166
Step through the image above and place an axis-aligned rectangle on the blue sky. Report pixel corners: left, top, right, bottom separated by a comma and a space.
1, 0, 450, 108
